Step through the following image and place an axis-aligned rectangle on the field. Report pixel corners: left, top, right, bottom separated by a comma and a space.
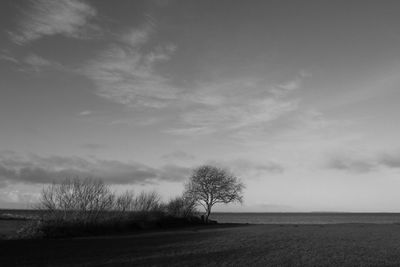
2, 223, 400, 266
0, 220, 28, 239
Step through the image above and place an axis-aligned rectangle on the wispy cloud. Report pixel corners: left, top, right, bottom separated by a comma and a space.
161, 151, 196, 161
158, 165, 191, 182
11, 0, 97, 44
380, 152, 400, 168
24, 54, 52, 68
79, 11, 309, 140
23, 53, 64, 72
84, 26, 179, 108
121, 26, 152, 47
199, 159, 284, 178
80, 143, 106, 150
167, 77, 301, 136
327, 150, 400, 173
178, 98, 298, 133
1, 51, 66, 73
165, 126, 215, 136
78, 110, 93, 116
228, 159, 284, 175
327, 155, 377, 173
109, 117, 160, 126
271, 71, 311, 96
0, 153, 189, 185
0, 189, 39, 206
0, 51, 19, 64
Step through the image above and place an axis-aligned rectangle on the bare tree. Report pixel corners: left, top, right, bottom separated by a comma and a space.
114, 190, 162, 213
37, 177, 115, 222
132, 191, 162, 212
184, 165, 244, 222
115, 190, 135, 212
166, 193, 197, 218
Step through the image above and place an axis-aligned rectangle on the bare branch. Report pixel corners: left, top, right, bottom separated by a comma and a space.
184, 165, 245, 222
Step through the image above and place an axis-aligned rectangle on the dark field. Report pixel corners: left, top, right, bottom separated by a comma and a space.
0, 220, 28, 239
2, 223, 400, 266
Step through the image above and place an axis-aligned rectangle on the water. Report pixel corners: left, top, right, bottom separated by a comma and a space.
210, 212, 400, 224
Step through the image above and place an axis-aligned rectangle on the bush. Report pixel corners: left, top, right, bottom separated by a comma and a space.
37, 177, 114, 223
166, 195, 197, 218
16, 220, 44, 239
132, 191, 162, 212
113, 190, 164, 221
16, 217, 140, 239
17, 177, 205, 239
115, 190, 135, 212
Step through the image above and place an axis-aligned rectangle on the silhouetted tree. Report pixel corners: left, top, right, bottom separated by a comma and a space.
37, 177, 115, 222
184, 165, 244, 222
166, 193, 197, 218
132, 191, 162, 212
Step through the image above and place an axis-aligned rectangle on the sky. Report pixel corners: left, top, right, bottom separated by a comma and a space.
1, 0, 400, 211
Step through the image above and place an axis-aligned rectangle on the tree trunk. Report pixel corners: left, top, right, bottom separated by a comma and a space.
205, 205, 211, 223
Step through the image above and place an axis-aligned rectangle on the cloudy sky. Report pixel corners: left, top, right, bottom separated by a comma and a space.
1, 0, 400, 211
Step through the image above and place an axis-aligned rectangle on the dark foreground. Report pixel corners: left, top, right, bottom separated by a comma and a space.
2, 223, 400, 266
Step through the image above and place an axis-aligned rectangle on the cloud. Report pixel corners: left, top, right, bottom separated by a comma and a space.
278, 80, 301, 91
199, 159, 284, 178
80, 143, 107, 150
0, 190, 40, 206
0, 51, 66, 73
121, 27, 152, 47
165, 126, 215, 136
109, 117, 160, 126
84, 26, 179, 108
271, 71, 311, 96
0, 153, 189, 185
167, 78, 300, 136
161, 151, 196, 161
158, 165, 192, 182
75, 9, 309, 139
23, 53, 64, 72
327, 156, 377, 173
79, 110, 93, 116
249, 162, 284, 174
182, 99, 297, 130
326, 150, 400, 173
0, 51, 19, 64
77, 13, 308, 139
11, 0, 97, 44
225, 159, 284, 176
380, 152, 400, 168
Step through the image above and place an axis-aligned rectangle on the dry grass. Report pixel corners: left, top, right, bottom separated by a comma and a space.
2, 224, 400, 266
0, 220, 28, 239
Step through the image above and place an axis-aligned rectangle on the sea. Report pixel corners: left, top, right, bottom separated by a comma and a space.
210, 212, 400, 224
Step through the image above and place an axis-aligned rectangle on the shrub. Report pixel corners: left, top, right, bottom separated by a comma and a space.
16, 217, 141, 239
37, 177, 115, 223
18, 177, 205, 239
16, 220, 44, 239
114, 190, 135, 212
132, 191, 162, 212
166, 194, 197, 218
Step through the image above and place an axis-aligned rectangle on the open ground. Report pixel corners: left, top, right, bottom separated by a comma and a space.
2, 223, 400, 266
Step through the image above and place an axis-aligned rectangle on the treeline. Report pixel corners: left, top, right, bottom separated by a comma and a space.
17, 164, 244, 239
18, 177, 198, 238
